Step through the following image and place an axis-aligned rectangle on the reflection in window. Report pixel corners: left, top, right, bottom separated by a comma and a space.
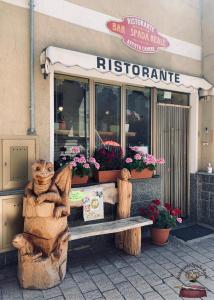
54, 75, 89, 163
126, 87, 151, 153
95, 84, 121, 148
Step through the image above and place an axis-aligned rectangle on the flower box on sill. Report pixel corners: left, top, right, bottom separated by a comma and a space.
72, 175, 88, 185
94, 170, 121, 183
130, 168, 153, 179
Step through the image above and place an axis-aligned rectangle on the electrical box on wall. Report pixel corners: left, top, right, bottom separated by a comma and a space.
0, 137, 38, 190
199, 97, 214, 171
0, 194, 23, 252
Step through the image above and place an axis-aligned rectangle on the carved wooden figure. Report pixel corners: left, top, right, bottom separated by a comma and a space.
115, 168, 141, 256
13, 160, 72, 289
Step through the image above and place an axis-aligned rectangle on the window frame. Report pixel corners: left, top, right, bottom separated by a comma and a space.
54, 74, 90, 159
125, 85, 152, 153
53, 73, 153, 159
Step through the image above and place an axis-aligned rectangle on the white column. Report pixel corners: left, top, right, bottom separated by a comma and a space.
49, 72, 54, 163
189, 89, 199, 173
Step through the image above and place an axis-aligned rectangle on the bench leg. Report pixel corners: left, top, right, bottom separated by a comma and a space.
115, 231, 126, 250
123, 228, 141, 256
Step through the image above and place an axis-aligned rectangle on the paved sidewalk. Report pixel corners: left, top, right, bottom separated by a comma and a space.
1, 235, 214, 300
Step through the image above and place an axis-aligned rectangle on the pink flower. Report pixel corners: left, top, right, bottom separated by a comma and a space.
129, 146, 139, 152
83, 163, 90, 169
89, 157, 96, 164
71, 146, 80, 154
156, 158, 165, 164
144, 154, 156, 165
94, 162, 100, 170
125, 157, 133, 164
61, 156, 67, 161
177, 217, 182, 223
70, 161, 77, 168
79, 156, 86, 164
134, 153, 141, 160
74, 157, 80, 163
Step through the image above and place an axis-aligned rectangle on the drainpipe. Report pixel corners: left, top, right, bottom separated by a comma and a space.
27, 0, 36, 135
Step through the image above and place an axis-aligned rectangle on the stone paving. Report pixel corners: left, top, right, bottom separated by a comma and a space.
1, 235, 214, 300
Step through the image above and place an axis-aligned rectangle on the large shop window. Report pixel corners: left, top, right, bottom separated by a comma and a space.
95, 84, 121, 147
126, 87, 151, 153
54, 75, 89, 161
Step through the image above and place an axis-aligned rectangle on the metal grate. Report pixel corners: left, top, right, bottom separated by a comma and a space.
156, 104, 189, 216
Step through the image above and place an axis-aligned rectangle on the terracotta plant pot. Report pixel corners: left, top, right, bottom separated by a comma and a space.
131, 168, 153, 179
59, 120, 66, 130
94, 170, 121, 183
72, 175, 88, 185
150, 228, 171, 245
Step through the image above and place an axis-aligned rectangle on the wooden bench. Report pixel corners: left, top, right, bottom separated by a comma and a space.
69, 182, 153, 255
69, 216, 152, 241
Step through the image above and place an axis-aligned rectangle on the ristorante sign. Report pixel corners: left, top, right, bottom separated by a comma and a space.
96, 56, 180, 84
41, 47, 213, 90
107, 16, 170, 54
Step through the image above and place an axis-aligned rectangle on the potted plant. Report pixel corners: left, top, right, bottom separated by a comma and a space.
140, 200, 182, 245
55, 146, 100, 185
94, 144, 123, 183
123, 146, 165, 179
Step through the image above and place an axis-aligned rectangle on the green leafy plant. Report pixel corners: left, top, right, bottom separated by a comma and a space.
140, 199, 182, 229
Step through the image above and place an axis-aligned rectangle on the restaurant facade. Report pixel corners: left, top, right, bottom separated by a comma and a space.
0, 0, 214, 259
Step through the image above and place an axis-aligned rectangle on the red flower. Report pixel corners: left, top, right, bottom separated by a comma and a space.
171, 208, 182, 216
174, 208, 182, 215
164, 203, 172, 211
171, 210, 177, 216
153, 199, 161, 206
149, 205, 156, 212
150, 215, 155, 221
154, 211, 159, 217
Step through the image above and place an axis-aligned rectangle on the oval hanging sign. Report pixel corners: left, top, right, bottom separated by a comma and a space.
107, 16, 170, 54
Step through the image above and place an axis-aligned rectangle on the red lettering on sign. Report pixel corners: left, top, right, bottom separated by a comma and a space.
107, 16, 170, 54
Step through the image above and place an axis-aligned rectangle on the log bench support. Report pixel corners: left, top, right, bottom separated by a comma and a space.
117, 227, 142, 256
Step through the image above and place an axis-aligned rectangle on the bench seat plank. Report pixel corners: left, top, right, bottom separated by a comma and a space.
69, 216, 152, 241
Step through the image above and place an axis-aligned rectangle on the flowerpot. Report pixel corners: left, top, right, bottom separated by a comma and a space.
72, 175, 88, 185
150, 228, 171, 246
131, 168, 153, 179
94, 170, 121, 183
59, 120, 66, 130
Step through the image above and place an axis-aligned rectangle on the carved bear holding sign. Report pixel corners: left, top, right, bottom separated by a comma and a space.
13, 160, 72, 289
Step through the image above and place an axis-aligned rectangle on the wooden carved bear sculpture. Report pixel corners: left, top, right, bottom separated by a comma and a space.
13, 160, 72, 289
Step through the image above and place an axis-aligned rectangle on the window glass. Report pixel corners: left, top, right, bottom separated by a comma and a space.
54, 75, 89, 164
126, 87, 151, 153
157, 90, 189, 106
95, 84, 121, 147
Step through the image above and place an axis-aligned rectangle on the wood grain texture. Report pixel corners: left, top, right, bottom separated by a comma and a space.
13, 162, 72, 289
69, 216, 152, 240
123, 228, 141, 256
